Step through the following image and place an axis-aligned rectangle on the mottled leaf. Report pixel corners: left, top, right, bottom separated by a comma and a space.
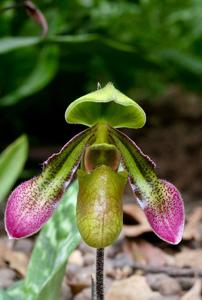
0, 182, 80, 300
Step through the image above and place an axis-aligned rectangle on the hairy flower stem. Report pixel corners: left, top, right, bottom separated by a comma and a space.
96, 248, 105, 300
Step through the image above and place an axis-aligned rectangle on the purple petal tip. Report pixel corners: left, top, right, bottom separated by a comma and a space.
143, 180, 185, 245
5, 178, 62, 239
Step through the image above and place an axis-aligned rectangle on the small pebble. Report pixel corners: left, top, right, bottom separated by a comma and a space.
147, 273, 168, 290
14, 239, 33, 254
112, 253, 134, 268
0, 236, 15, 249
177, 277, 194, 291
66, 263, 81, 277
158, 278, 181, 296
0, 268, 16, 288
67, 266, 93, 294
83, 253, 95, 266
68, 250, 84, 267
106, 239, 123, 258
79, 242, 95, 255
60, 280, 72, 300
71, 266, 93, 283
122, 266, 133, 278
154, 296, 181, 300
74, 287, 91, 300
146, 273, 182, 295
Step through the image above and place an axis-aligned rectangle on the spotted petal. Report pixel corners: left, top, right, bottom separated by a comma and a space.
110, 128, 184, 244
5, 128, 92, 239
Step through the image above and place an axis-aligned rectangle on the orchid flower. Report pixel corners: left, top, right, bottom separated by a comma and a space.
5, 83, 184, 248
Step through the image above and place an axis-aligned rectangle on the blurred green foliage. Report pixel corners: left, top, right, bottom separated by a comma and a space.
0, 0, 202, 104
0, 135, 28, 202
0, 0, 201, 147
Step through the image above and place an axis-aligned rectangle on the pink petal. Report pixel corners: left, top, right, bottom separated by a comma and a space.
110, 127, 185, 244
140, 180, 185, 244
5, 177, 63, 238
5, 129, 91, 239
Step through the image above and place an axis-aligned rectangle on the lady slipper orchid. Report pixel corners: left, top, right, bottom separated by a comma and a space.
5, 83, 185, 247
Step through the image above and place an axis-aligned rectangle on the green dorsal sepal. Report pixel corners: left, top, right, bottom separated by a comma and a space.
76, 165, 128, 248
65, 83, 146, 128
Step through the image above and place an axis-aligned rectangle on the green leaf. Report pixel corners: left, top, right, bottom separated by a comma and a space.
24, 182, 80, 300
0, 182, 80, 300
0, 35, 136, 55
49, 34, 137, 53
0, 135, 28, 202
48, 33, 98, 44
0, 46, 59, 106
157, 49, 202, 75
0, 37, 41, 55
0, 281, 24, 300
65, 82, 146, 129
